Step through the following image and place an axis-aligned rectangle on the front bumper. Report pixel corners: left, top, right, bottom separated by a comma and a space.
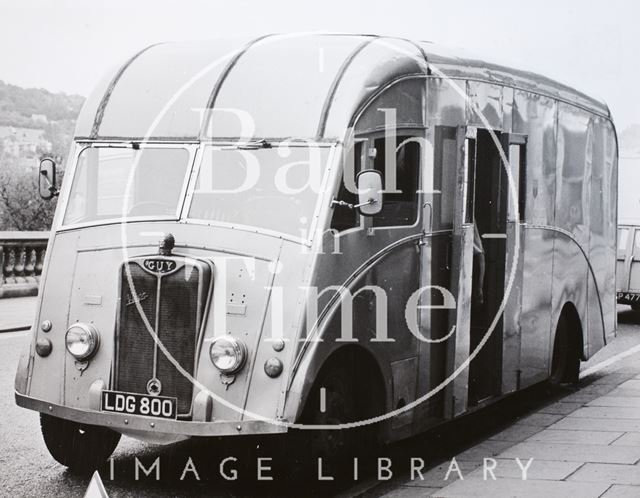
15, 392, 288, 437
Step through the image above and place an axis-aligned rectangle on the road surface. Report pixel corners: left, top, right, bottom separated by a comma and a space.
1, 307, 639, 497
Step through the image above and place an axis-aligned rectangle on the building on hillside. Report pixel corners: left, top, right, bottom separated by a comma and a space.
30, 114, 48, 124
0, 125, 52, 159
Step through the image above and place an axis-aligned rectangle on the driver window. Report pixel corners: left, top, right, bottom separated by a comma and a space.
372, 135, 420, 227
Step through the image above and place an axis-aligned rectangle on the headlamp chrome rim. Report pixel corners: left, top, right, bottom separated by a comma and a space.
209, 336, 247, 374
65, 323, 100, 361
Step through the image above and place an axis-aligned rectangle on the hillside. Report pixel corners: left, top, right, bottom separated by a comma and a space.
0, 80, 85, 162
0, 80, 84, 128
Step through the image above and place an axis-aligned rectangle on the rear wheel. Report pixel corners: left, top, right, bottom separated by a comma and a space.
549, 311, 580, 387
40, 413, 121, 473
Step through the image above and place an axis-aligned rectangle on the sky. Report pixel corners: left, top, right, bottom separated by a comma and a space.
0, 0, 638, 129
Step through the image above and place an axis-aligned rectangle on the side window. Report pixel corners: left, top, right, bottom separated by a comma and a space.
507, 135, 527, 223
433, 127, 457, 229
330, 142, 363, 232
372, 135, 420, 227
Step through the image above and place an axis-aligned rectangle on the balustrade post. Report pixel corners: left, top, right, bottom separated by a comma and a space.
4, 248, 16, 285
0, 232, 49, 298
35, 248, 45, 281
25, 248, 36, 283
14, 247, 26, 284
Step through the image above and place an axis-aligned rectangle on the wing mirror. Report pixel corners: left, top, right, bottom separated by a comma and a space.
356, 170, 383, 216
39, 158, 59, 200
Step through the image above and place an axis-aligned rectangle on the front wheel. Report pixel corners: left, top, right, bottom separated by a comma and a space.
290, 362, 381, 479
40, 413, 121, 473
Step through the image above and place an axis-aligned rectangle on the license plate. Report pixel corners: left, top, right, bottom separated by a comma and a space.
618, 292, 640, 302
101, 390, 177, 419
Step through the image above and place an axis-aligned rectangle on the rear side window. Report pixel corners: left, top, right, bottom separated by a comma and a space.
434, 126, 457, 229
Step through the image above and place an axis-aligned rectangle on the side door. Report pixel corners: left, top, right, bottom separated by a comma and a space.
501, 133, 527, 394
444, 126, 475, 418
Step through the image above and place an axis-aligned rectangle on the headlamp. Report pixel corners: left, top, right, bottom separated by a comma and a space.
65, 323, 100, 361
209, 336, 247, 374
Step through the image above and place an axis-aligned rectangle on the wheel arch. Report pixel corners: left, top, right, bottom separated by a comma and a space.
291, 343, 388, 424
549, 301, 585, 386
555, 301, 585, 361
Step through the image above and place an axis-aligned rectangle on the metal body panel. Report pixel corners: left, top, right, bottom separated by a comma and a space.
419, 41, 609, 117
517, 227, 554, 384
512, 90, 557, 387
550, 230, 590, 358
24, 222, 298, 425
466, 81, 504, 130
323, 38, 428, 138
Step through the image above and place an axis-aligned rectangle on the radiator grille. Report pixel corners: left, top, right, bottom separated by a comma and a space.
115, 257, 210, 417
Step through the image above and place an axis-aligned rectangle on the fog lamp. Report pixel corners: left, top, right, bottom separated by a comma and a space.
35, 338, 52, 357
264, 358, 283, 378
209, 337, 247, 374
65, 323, 100, 361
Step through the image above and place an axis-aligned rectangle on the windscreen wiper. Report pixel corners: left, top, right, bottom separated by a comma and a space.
237, 139, 272, 150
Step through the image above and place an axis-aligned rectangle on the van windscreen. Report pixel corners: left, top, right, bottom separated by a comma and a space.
188, 146, 330, 238
63, 147, 190, 226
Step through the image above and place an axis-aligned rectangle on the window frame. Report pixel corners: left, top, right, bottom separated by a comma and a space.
328, 139, 367, 235
183, 141, 336, 245
56, 140, 336, 246
57, 142, 197, 232
357, 128, 424, 232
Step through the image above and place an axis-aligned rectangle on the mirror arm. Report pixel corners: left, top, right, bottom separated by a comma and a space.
330, 198, 375, 210
330, 199, 355, 210
353, 198, 375, 209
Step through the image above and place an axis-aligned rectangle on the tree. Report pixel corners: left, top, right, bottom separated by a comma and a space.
0, 156, 60, 231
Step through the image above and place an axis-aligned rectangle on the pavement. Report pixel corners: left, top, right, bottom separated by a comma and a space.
1, 303, 640, 497
368, 313, 640, 497
0, 296, 36, 332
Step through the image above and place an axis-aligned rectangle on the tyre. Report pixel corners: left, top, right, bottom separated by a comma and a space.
292, 362, 381, 479
40, 413, 121, 473
549, 312, 580, 387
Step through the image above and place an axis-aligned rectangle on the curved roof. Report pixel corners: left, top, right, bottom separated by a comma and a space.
74, 34, 611, 141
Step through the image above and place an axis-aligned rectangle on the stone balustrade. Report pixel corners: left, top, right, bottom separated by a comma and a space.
0, 232, 49, 298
